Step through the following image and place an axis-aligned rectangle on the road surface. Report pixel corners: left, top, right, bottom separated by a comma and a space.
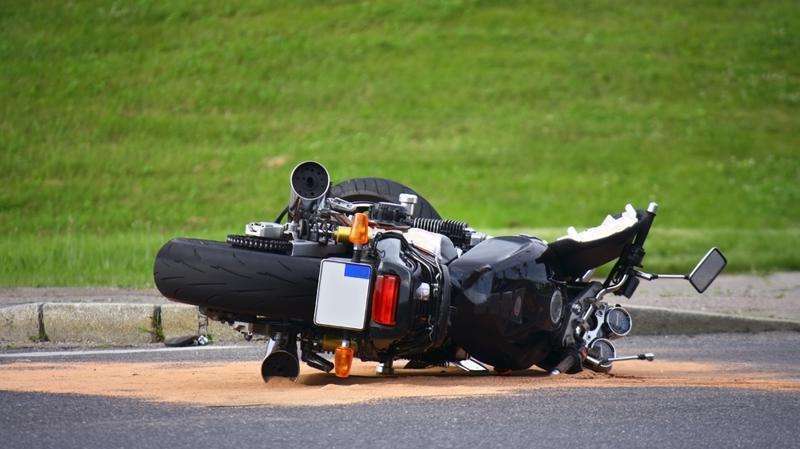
1, 333, 798, 449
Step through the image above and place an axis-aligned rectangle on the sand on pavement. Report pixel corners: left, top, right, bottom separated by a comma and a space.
1, 359, 797, 407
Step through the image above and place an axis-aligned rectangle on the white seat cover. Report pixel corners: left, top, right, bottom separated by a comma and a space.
558, 204, 638, 243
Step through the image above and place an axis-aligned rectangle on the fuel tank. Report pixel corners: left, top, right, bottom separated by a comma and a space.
448, 236, 563, 370
153, 238, 320, 322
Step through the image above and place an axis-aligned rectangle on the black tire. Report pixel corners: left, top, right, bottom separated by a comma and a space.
153, 238, 321, 321
330, 177, 440, 219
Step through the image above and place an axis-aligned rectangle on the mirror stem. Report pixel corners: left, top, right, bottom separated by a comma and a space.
655, 274, 689, 279
633, 270, 688, 281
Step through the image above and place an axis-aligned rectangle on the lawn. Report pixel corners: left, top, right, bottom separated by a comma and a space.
1, 0, 798, 286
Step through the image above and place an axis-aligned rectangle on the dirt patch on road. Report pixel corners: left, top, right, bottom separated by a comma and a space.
1, 359, 797, 407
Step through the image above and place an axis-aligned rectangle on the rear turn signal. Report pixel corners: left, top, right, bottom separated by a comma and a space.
349, 213, 370, 245
372, 274, 399, 326
334, 345, 354, 378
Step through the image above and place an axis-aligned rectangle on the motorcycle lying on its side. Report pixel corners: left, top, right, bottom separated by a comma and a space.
154, 161, 727, 380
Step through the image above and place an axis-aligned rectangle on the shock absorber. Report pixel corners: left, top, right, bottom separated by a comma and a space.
412, 218, 471, 247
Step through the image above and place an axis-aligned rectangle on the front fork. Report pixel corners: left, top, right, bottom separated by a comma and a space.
552, 203, 661, 375
552, 277, 654, 375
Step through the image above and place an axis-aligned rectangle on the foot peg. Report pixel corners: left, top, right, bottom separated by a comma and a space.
301, 349, 334, 373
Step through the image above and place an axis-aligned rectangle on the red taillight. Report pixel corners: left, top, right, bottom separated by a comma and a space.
371, 274, 399, 326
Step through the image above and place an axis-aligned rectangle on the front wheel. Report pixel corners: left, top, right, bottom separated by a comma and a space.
330, 177, 440, 219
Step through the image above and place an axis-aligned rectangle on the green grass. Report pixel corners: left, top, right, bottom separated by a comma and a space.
1, 0, 798, 286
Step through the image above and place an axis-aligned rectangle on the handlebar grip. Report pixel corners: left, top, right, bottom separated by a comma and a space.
634, 202, 658, 246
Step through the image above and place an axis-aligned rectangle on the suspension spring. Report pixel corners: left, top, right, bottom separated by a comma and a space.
412, 218, 470, 247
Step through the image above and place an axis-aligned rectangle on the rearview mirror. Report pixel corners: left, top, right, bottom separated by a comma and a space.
688, 248, 727, 293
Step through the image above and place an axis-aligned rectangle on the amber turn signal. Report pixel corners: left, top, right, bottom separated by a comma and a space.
334, 345, 354, 378
349, 213, 370, 245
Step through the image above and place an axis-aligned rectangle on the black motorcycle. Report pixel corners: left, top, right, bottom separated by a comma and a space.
154, 161, 726, 380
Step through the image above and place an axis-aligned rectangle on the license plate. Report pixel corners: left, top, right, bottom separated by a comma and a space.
314, 259, 372, 330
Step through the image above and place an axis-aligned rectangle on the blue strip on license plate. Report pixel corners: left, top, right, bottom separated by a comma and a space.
344, 263, 371, 279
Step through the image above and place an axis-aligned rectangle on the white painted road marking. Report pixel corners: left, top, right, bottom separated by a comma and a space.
0, 345, 252, 359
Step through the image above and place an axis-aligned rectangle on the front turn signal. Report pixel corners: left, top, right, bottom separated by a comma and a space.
334, 345, 354, 378
349, 213, 370, 245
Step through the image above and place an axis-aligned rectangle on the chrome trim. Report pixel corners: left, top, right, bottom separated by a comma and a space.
634, 269, 687, 281
606, 353, 655, 362
398, 193, 417, 216
595, 274, 629, 301
657, 274, 688, 280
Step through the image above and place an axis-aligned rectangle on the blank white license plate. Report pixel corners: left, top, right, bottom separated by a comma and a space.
314, 259, 373, 330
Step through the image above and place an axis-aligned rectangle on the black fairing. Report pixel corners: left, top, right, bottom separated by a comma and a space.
448, 236, 561, 370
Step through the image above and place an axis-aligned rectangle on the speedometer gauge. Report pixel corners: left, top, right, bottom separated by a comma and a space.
589, 338, 616, 370
604, 306, 632, 338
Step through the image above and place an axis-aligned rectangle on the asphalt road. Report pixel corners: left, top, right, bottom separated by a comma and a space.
1, 333, 799, 449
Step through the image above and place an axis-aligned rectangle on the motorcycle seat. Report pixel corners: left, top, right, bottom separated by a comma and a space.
537, 205, 644, 278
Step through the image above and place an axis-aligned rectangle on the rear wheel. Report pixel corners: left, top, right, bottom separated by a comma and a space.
331, 177, 440, 219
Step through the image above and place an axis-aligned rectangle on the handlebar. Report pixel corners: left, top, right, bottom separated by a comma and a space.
632, 202, 658, 247
603, 202, 658, 288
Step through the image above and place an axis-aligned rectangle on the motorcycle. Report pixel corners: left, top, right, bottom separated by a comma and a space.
153, 161, 727, 380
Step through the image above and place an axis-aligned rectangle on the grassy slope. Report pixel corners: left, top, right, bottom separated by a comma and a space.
1, 0, 798, 286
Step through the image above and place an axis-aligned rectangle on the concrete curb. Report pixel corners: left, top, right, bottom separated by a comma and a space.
1, 302, 799, 347
0, 303, 42, 343
42, 303, 158, 345
0, 302, 242, 347
627, 305, 800, 335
